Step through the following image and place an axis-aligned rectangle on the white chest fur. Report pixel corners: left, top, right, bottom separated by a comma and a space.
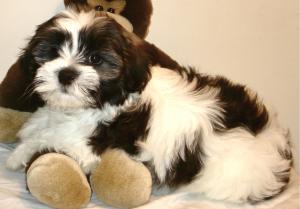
7, 107, 114, 174
19, 107, 103, 144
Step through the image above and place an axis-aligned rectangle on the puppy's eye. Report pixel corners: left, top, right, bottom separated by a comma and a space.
107, 8, 115, 13
95, 5, 104, 11
89, 54, 103, 65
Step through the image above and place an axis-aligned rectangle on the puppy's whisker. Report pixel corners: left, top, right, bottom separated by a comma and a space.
79, 86, 89, 95
18, 80, 44, 102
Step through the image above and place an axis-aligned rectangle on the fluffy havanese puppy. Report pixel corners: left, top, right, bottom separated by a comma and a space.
7, 9, 292, 204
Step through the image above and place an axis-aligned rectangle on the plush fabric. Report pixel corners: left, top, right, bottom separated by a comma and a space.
91, 149, 152, 208
0, 107, 31, 143
27, 153, 91, 209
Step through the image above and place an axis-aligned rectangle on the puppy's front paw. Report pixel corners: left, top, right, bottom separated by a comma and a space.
6, 154, 23, 170
80, 156, 101, 174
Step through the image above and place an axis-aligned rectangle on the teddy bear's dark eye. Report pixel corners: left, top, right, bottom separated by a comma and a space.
89, 54, 103, 65
107, 8, 115, 13
95, 5, 104, 11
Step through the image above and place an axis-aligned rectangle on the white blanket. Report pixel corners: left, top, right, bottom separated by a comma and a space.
0, 144, 299, 209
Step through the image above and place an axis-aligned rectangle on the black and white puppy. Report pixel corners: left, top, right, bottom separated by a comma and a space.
7, 10, 292, 204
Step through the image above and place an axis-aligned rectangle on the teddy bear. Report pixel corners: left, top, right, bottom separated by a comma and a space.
65, 0, 153, 38
0, 1, 179, 208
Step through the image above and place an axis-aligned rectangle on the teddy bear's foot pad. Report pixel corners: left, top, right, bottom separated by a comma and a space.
27, 153, 91, 209
91, 149, 152, 209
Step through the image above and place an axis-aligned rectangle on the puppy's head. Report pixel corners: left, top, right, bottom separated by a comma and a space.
20, 10, 150, 110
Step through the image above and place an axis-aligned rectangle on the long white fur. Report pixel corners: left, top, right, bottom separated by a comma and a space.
6, 107, 102, 173
136, 67, 224, 181
136, 66, 291, 203
6, 95, 138, 174
176, 123, 290, 202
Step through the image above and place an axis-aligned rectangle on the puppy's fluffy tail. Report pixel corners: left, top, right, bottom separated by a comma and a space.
135, 170, 299, 209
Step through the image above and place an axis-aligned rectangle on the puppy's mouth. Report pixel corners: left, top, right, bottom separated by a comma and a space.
34, 82, 92, 109
60, 86, 68, 93
58, 86, 86, 101
41, 91, 90, 110
60, 85, 74, 94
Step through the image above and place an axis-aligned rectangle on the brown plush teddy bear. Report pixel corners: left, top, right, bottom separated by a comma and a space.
65, 0, 153, 38
0, 1, 179, 208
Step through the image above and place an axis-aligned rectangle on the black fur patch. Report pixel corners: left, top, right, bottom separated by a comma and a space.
163, 136, 204, 188
142, 42, 179, 70
274, 145, 293, 193
175, 67, 269, 135
21, 13, 71, 68
278, 148, 293, 161
32, 31, 72, 64
89, 103, 151, 155
215, 77, 269, 134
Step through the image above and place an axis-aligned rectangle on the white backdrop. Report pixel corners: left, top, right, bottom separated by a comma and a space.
0, 0, 298, 171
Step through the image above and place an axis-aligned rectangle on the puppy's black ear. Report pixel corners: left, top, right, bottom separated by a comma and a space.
19, 14, 67, 77
0, 42, 44, 112
142, 41, 179, 70
7, 16, 62, 111
19, 25, 47, 78
19, 40, 39, 78
122, 40, 151, 93
0, 59, 40, 112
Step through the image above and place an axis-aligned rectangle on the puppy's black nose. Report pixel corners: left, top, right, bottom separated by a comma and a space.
58, 68, 79, 86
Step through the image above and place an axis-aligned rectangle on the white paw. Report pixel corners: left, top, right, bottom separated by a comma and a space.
80, 156, 101, 174
6, 155, 23, 170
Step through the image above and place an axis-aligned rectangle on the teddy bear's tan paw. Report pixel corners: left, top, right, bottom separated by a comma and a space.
91, 149, 152, 209
27, 153, 91, 209
0, 107, 31, 143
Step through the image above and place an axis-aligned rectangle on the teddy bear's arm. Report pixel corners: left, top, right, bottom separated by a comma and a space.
0, 107, 32, 143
